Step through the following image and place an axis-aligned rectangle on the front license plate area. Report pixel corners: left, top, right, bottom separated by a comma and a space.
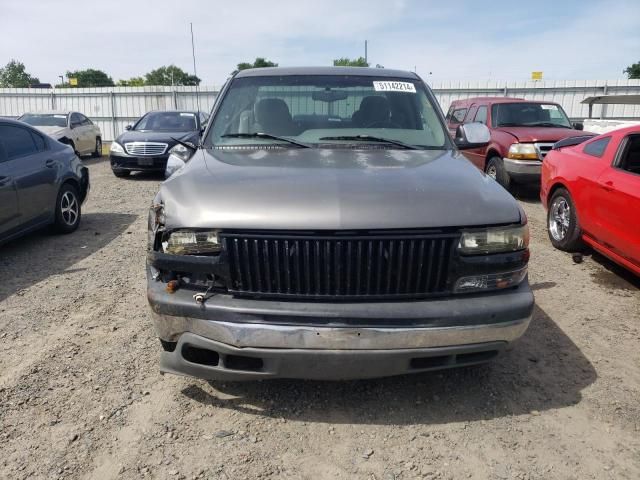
138, 158, 154, 166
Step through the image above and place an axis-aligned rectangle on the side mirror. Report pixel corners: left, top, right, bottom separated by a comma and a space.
572, 122, 584, 131
165, 153, 187, 179
125, 124, 132, 131
454, 122, 490, 149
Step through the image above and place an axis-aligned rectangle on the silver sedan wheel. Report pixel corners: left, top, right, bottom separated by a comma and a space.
549, 196, 571, 241
96, 138, 102, 155
60, 191, 79, 226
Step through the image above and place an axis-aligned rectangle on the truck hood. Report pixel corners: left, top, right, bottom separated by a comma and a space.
158, 147, 522, 230
495, 126, 583, 143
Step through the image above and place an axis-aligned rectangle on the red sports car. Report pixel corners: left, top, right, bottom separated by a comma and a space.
541, 125, 640, 276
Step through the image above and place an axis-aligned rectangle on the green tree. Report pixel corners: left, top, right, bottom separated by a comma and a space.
624, 61, 640, 79
236, 58, 278, 71
333, 57, 369, 67
116, 76, 146, 87
0, 60, 40, 87
66, 68, 114, 87
144, 65, 200, 86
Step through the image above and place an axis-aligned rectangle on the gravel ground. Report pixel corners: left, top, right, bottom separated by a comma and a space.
1, 157, 639, 480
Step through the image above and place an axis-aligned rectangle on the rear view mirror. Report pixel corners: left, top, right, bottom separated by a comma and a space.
454, 122, 490, 149
125, 124, 132, 131
312, 90, 349, 102
572, 122, 584, 131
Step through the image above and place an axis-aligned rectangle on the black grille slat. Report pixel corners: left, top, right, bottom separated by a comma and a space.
223, 232, 458, 300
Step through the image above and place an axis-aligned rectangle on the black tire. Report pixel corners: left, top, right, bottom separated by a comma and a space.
53, 183, 81, 234
547, 188, 583, 251
92, 137, 102, 158
485, 156, 511, 190
112, 169, 130, 178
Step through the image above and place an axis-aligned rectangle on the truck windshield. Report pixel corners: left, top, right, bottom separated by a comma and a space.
205, 75, 450, 149
492, 103, 572, 128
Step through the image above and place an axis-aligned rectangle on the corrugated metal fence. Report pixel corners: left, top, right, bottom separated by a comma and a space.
1, 80, 640, 141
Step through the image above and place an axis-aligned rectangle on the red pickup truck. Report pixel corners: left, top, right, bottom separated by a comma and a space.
445, 97, 585, 189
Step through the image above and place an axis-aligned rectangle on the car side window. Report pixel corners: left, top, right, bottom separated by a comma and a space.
0, 124, 38, 159
30, 131, 47, 152
583, 137, 611, 158
70, 113, 83, 128
464, 106, 478, 124
474, 106, 488, 125
449, 108, 467, 124
616, 134, 640, 175
80, 114, 92, 126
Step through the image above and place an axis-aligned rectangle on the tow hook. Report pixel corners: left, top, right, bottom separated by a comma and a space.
193, 293, 206, 304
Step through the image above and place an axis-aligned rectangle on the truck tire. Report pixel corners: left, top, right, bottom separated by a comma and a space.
485, 157, 511, 190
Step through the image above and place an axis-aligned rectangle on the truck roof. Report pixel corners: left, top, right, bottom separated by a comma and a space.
234, 66, 420, 79
450, 97, 563, 107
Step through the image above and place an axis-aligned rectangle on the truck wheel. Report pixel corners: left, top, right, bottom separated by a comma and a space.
485, 157, 511, 190
53, 183, 81, 234
112, 169, 130, 178
547, 188, 583, 251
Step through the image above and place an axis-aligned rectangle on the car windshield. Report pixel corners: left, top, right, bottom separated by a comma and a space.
205, 74, 450, 149
19, 113, 67, 128
134, 112, 197, 132
492, 103, 572, 128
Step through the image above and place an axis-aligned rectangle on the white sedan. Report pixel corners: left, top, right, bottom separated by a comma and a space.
18, 111, 102, 157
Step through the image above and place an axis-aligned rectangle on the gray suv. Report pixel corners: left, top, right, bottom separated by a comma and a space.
147, 67, 534, 381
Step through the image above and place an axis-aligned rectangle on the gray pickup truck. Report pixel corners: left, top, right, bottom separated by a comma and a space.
147, 67, 534, 381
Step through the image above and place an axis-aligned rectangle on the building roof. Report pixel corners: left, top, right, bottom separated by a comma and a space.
581, 94, 640, 105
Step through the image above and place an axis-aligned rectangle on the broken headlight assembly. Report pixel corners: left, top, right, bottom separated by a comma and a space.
458, 224, 529, 255
162, 230, 222, 255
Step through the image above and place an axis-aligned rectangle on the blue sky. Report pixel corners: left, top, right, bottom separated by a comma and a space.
1, 0, 638, 85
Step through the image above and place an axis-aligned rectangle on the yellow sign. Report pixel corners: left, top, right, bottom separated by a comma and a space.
69, 77, 78, 86
531, 71, 543, 81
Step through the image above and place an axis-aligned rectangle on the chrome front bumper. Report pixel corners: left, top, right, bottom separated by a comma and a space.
148, 277, 534, 380
503, 158, 542, 182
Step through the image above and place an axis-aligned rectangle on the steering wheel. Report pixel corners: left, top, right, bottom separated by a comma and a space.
364, 119, 403, 128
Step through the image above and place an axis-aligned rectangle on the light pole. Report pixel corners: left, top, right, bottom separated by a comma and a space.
58, 75, 64, 87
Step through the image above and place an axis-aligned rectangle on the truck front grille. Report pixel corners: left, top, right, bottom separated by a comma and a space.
124, 141, 168, 156
221, 232, 459, 300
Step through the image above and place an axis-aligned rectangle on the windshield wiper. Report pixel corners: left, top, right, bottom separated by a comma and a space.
221, 132, 311, 148
318, 135, 422, 150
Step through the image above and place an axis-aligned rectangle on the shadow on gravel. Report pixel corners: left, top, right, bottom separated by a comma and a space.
182, 304, 597, 425
511, 183, 541, 203
587, 251, 640, 291
125, 171, 165, 182
0, 212, 136, 302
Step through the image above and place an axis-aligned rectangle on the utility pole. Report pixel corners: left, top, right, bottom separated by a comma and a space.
190, 22, 201, 112
365, 40, 368, 65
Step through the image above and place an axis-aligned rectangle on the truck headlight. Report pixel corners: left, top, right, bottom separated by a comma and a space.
507, 143, 538, 160
458, 224, 529, 255
163, 230, 221, 255
454, 266, 528, 293
110, 142, 125, 154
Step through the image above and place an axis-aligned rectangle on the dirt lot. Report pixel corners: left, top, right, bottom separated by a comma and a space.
1, 157, 639, 480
